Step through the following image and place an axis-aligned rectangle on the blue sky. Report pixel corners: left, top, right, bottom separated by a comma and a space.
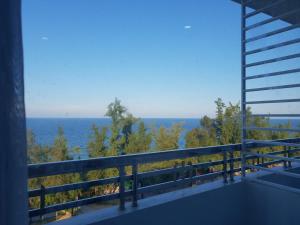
22, 0, 300, 118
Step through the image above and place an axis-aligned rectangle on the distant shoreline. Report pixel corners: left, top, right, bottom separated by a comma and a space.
26, 117, 300, 120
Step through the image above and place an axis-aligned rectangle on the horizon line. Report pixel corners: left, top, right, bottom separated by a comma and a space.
26, 116, 204, 119
25, 117, 299, 120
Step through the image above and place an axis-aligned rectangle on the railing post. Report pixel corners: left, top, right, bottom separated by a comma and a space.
40, 184, 45, 221
229, 151, 234, 182
288, 146, 292, 168
223, 150, 228, 184
256, 151, 260, 165
208, 160, 213, 173
174, 162, 179, 181
118, 165, 126, 210
240, 0, 247, 178
132, 162, 138, 207
181, 161, 186, 179
138, 181, 144, 199
284, 146, 288, 168
188, 161, 193, 186
250, 154, 255, 172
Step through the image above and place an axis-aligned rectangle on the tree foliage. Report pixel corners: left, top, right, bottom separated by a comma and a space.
27, 98, 296, 219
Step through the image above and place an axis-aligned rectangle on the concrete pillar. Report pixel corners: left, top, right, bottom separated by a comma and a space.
0, 0, 29, 224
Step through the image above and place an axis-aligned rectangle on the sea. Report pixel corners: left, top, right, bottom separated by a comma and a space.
26, 118, 300, 159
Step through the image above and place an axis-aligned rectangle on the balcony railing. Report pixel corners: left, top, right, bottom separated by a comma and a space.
28, 138, 300, 218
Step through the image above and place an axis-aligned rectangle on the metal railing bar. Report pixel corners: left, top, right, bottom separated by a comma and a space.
246, 139, 300, 148
241, 0, 247, 178
259, 159, 283, 167
132, 163, 138, 207
251, 114, 300, 117
26, 137, 300, 218
118, 165, 126, 210
223, 151, 228, 183
245, 23, 300, 43
229, 151, 234, 182
244, 0, 285, 19
28, 138, 300, 179
232, 159, 283, 172
245, 68, 300, 80
138, 161, 221, 179
200, 158, 283, 177
29, 163, 221, 198
28, 144, 241, 178
245, 127, 300, 133
29, 155, 300, 217
29, 171, 222, 218
245, 83, 300, 92
245, 38, 300, 55
30, 147, 300, 198
245, 98, 300, 104
246, 164, 300, 179
138, 171, 223, 194
29, 192, 124, 217
251, 139, 300, 148
245, 53, 300, 68
28, 176, 131, 198
28, 189, 41, 198
234, 148, 300, 162
246, 152, 300, 163
244, 8, 300, 31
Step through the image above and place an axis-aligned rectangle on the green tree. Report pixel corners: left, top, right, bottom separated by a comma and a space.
121, 114, 138, 150
246, 107, 270, 141
185, 128, 212, 148
88, 125, 108, 158
221, 102, 241, 144
125, 121, 152, 154
51, 127, 71, 162
214, 98, 225, 144
27, 129, 50, 164
105, 98, 139, 155
153, 123, 182, 151
105, 98, 127, 154
269, 121, 291, 140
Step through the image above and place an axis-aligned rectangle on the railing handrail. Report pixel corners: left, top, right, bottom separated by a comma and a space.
28, 143, 242, 178
28, 137, 300, 178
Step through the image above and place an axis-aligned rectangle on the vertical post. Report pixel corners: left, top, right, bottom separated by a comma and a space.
223, 150, 228, 184
174, 162, 179, 181
241, 0, 247, 178
229, 151, 234, 182
138, 181, 144, 199
0, 1, 29, 224
118, 165, 126, 210
208, 160, 213, 173
288, 147, 292, 168
188, 161, 193, 186
40, 185, 45, 221
181, 161, 186, 179
284, 146, 288, 168
132, 162, 138, 207
256, 151, 260, 165
251, 157, 255, 171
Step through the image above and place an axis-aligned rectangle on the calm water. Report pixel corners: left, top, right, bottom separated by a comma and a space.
26, 118, 200, 159
26, 118, 300, 159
